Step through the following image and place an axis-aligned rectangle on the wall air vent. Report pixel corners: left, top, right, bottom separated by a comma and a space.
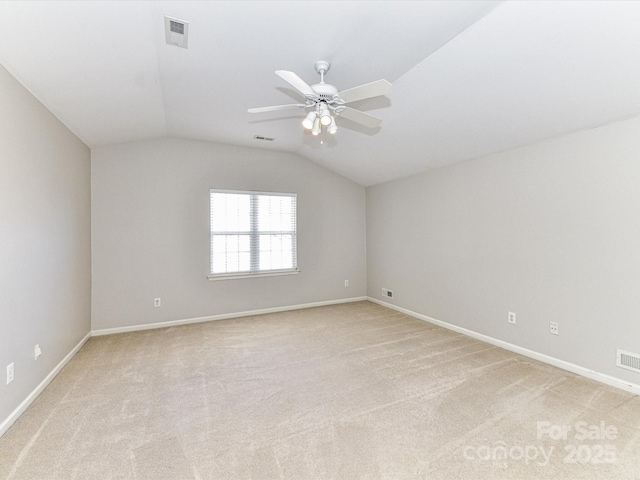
254, 135, 275, 142
164, 16, 189, 49
617, 349, 640, 373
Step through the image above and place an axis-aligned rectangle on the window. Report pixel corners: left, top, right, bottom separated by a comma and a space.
209, 189, 298, 279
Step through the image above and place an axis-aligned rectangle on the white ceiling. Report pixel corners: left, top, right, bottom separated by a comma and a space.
2, 1, 640, 186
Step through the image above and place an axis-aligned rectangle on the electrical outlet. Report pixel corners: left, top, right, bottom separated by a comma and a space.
344, 280, 349, 287
508, 312, 516, 325
154, 298, 161, 307
7, 362, 14, 384
34, 344, 42, 360
549, 322, 559, 335
382, 288, 393, 299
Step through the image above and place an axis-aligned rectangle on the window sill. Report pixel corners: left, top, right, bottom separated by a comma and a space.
207, 269, 300, 281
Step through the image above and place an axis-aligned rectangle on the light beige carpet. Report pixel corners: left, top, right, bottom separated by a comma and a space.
1, 301, 639, 479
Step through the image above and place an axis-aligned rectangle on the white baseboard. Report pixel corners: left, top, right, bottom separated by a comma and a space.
92, 296, 368, 336
0, 331, 91, 438
367, 297, 640, 396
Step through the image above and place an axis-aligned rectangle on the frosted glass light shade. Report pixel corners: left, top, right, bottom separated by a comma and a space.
327, 116, 337, 134
302, 111, 316, 130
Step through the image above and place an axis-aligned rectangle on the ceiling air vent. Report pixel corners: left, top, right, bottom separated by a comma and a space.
254, 135, 275, 142
164, 16, 189, 49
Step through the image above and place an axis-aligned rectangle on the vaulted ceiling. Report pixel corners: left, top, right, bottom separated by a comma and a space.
2, 1, 640, 186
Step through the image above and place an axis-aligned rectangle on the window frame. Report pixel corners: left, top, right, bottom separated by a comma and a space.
207, 189, 299, 281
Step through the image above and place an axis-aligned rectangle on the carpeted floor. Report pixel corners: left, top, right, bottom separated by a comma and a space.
1, 301, 639, 479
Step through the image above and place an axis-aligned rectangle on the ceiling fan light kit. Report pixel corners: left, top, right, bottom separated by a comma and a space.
248, 60, 392, 136
327, 116, 337, 135
302, 111, 316, 130
311, 117, 322, 136
319, 104, 332, 126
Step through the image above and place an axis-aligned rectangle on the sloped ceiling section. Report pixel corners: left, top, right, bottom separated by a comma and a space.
1, 1, 640, 186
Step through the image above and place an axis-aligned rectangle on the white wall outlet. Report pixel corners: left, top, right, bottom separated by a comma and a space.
508, 312, 516, 325
154, 298, 161, 307
34, 344, 42, 360
7, 362, 14, 384
549, 322, 559, 335
382, 288, 393, 299
344, 280, 349, 287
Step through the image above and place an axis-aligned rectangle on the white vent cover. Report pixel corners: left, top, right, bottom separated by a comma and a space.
617, 349, 640, 373
164, 16, 189, 49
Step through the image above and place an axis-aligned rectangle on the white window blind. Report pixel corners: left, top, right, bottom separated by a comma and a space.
210, 190, 297, 277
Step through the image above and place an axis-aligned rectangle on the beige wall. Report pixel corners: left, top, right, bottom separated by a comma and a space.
91, 138, 366, 330
367, 115, 640, 385
0, 65, 91, 425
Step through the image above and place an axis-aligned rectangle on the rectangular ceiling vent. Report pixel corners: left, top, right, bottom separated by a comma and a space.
164, 16, 189, 49
254, 135, 275, 142
617, 349, 640, 373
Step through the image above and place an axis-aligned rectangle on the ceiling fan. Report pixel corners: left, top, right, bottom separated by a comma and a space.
248, 60, 392, 135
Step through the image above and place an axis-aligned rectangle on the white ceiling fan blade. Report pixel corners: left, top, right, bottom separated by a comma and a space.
336, 107, 382, 129
275, 70, 318, 99
248, 104, 305, 113
338, 79, 392, 104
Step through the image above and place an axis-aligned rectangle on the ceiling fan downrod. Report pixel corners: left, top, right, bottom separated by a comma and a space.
314, 60, 330, 84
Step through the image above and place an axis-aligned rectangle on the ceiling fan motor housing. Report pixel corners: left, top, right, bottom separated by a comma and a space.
311, 83, 339, 102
